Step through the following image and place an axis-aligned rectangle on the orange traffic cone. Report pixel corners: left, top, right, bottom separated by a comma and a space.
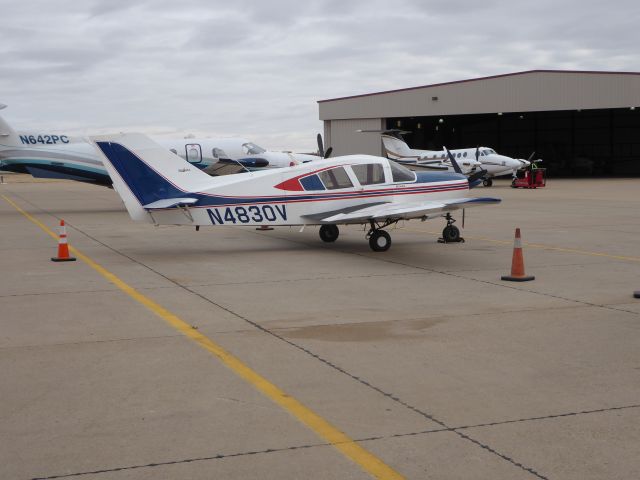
501, 228, 534, 282
51, 219, 76, 262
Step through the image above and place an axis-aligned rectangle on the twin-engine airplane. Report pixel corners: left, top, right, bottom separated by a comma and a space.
0, 105, 316, 186
92, 133, 501, 252
359, 129, 484, 175
369, 129, 532, 186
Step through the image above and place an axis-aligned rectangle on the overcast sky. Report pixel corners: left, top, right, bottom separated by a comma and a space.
1, 0, 638, 151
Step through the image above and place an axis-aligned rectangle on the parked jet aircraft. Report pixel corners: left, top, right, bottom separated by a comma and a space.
91, 133, 501, 251
0, 105, 316, 186
367, 130, 531, 186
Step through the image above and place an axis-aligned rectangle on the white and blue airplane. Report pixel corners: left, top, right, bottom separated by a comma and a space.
91, 133, 501, 251
0, 105, 317, 186
371, 130, 532, 186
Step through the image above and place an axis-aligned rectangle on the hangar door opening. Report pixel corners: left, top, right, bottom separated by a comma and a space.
387, 108, 640, 177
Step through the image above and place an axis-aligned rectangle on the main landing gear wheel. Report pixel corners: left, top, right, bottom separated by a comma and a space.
483, 178, 493, 187
369, 230, 391, 252
319, 224, 339, 243
442, 225, 461, 242
438, 213, 465, 243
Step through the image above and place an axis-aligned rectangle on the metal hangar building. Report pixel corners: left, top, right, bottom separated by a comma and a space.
318, 70, 640, 176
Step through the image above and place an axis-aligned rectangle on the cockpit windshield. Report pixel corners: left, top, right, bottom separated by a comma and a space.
242, 142, 266, 155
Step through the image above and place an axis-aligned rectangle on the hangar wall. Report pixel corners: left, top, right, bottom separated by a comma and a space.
319, 71, 640, 120
324, 118, 383, 157
318, 71, 640, 176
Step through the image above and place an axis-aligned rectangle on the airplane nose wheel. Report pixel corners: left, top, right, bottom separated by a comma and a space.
319, 225, 339, 243
369, 230, 391, 252
483, 178, 493, 187
438, 213, 465, 243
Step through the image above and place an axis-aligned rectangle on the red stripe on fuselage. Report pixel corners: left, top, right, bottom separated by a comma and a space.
185, 183, 468, 209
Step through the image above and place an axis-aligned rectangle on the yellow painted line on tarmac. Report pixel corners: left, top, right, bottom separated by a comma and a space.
404, 227, 640, 263
2, 194, 404, 480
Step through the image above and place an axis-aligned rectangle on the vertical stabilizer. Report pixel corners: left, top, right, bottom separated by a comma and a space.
91, 133, 216, 223
381, 133, 414, 158
0, 105, 21, 145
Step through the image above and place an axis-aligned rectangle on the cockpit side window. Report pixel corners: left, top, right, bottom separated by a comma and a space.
242, 142, 266, 155
212, 147, 228, 159
300, 174, 325, 191
389, 160, 416, 183
352, 163, 385, 185
318, 167, 354, 190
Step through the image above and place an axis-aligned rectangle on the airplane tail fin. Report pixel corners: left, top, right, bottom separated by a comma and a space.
91, 133, 214, 222
381, 133, 413, 158
0, 105, 21, 145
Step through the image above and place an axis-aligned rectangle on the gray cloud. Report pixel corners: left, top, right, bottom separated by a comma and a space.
1, 0, 639, 150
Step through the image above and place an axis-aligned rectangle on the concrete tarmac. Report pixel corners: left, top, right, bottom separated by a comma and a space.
1, 176, 639, 479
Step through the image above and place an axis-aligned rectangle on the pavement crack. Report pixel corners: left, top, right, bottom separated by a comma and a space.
30, 441, 330, 479
452, 403, 640, 431
0, 334, 182, 351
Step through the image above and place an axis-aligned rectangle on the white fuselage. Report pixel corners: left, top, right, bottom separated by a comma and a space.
381, 134, 527, 177
105, 152, 470, 228
407, 147, 523, 178
0, 128, 317, 184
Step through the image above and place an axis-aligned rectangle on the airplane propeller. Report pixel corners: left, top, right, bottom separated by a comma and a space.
316, 134, 333, 159
444, 146, 487, 187
443, 147, 463, 174
518, 151, 540, 169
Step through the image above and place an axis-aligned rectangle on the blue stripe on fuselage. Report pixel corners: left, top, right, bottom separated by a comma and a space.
414, 171, 468, 184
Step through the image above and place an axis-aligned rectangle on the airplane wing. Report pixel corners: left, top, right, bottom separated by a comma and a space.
406, 162, 450, 171
312, 197, 500, 224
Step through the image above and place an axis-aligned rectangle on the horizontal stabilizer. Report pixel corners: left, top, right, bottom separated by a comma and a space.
143, 198, 198, 210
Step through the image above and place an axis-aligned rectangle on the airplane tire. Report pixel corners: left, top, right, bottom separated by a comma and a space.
319, 225, 339, 243
442, 225, 460, 243
369, 230, 391, 252
483, 178, 493, 187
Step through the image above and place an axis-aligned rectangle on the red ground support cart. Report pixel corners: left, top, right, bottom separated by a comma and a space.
511, 167, 546, 189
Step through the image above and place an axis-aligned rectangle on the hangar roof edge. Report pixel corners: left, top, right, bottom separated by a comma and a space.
317, 70, 640, 104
